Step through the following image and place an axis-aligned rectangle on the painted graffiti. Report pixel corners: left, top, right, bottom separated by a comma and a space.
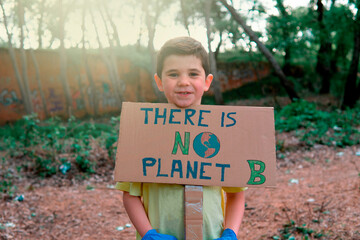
72, 90, 85, 110
0, 89, 20, 107
48, 88, 64, 112
100, 82, 118, 108
31, 89, 43, 112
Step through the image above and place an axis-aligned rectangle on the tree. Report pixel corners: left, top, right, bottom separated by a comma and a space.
89, 2, 123, 108
315, 0, 333, 94
29, 49, 48, 117
342, 1, 360, 109
18, 0, 34, 113
58, 0, 72, 114
97, 0, 126, 106
204, 0, 224, 104
81, 0, 98, 116
24, 2, 49, 117
180, 0, 191, 36
1, 0, 33, 114
329, 5, 354, 75
101, 0, 121, 48
219, 0, 300, 101
212, 6, 241, 60
141, 0, 172, 102
19, 0, 49, 117
274, 0, 294, 75
36, 0, 45, 49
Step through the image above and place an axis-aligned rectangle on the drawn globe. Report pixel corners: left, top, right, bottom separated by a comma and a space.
193, 132, 220, 158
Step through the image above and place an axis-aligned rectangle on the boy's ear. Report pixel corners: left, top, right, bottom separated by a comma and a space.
154, 74, 164, 92
204, 74, 213, 91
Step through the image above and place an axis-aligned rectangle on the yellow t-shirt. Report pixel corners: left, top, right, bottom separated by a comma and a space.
116, 182, 246, 240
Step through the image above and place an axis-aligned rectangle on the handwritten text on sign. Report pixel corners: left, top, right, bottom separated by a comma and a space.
114, 102, 276, 187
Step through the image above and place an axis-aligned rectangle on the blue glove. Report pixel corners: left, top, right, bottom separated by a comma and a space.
142, 229, 178, 240
213, 228, 237, 240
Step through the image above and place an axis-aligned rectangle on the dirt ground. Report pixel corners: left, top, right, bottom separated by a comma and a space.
1, 131, 359, 240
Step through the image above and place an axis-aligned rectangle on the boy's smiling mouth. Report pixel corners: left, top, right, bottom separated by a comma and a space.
176, 90, 193, 96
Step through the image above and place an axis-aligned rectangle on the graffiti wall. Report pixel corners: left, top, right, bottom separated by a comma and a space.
0, 48, 157, 124
0, 48, 271, 125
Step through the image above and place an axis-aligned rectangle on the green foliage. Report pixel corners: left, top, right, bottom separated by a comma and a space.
266, 6, 315, 62
0, 114, 119, 179
0, 168, 17, 199
272, 220, 325, 240
217, 50, 267, 63
227, 75, 288, 101
265, 2, 357, 95
275, 100, 360, 147
202, 74, 288, 105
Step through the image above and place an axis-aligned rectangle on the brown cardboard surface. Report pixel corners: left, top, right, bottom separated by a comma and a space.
114, 102, 276, 187
184, 185, 203, 240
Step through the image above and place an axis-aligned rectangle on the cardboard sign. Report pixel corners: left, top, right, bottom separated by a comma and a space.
114, 102, 276, 187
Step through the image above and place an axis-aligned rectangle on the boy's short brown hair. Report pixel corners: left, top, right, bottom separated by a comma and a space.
156, 37, 210, 78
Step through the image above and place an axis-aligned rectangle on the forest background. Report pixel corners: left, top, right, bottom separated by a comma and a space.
0, 0, 360, 239
1, 0, 360, 119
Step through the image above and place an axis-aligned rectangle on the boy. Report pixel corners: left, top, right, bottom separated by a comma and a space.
116, 37, 246, 240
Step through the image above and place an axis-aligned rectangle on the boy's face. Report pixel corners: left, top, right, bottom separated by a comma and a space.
154, 55, 213, 108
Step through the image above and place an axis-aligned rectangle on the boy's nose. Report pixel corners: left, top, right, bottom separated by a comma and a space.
177, 75, 190, 86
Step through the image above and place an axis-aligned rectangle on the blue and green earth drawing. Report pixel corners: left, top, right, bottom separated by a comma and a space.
193, 132, 220, 158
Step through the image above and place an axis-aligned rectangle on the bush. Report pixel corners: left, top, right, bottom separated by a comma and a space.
202, 75, 288, 105
275, 99, 360, 147
0, 114, 119, 177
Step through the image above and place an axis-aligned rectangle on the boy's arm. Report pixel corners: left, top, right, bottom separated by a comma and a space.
123, 191, 152, 237
223, 191, 245, 234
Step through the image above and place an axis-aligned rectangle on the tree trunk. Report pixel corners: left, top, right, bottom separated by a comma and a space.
246, 41, 261, 82
89, 5, 122, 109
342, 4, 360, 109
59, 0, 72, 115
101, 0, 121, 48
82, 0, 98, 116
205, 0, 224, 105
1, 0, 32, 114
18, 0, 34, 113
143, 0, 167, 102
331, 34, 346, 72
180, 0, 191, 36
214, 31, 223, 61
275, 0, 292, 75
219, 0, 300, 101
97, 1, 126, 103
316, 0, 332, 94
37, 0, 45, 49
329, 0, 345, 74
30, 49, 48, 117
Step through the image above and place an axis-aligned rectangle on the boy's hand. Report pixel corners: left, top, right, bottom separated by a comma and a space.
142, 229, 178, 240
213, 228, 237, 240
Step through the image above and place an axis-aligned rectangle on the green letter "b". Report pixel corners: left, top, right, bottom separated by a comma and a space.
247, 160, 266, 185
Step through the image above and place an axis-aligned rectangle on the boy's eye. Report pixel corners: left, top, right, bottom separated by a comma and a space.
168, 73, 178, 77
189, 72, 199, 77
